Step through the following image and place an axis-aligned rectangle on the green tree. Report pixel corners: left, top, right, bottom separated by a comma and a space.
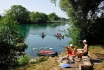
39, 12, 48, 23
30, 12, 48, 23
3, 5, 30, 24
0, 14, 1, 19
52, 0, 104, 45
0, 17, 28, 69
48, 12, 59, 21
30, 12, 36, 23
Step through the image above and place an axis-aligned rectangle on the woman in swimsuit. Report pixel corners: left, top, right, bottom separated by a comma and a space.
76, 40, 89, 61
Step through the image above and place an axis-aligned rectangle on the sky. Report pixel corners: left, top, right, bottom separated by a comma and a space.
0, 0, 68, 18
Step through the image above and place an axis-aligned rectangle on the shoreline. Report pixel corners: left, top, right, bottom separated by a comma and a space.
19, 21, 68, 24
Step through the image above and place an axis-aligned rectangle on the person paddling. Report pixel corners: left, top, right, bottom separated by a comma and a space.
41, 32, 44, 36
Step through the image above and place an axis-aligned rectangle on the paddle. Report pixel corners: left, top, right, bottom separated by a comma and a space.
59, 45, 70, 49
59, 45, 65, 48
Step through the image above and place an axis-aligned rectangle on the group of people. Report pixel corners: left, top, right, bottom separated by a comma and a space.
64, 40, 88, 62
56, 33, 63, 37
41, 32, 63, 37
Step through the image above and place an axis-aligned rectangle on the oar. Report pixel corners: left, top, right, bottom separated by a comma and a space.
59, 45, 69, 48
31, 33, 36, 35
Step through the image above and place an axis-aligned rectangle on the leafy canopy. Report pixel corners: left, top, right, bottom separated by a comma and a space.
3, 5, 30, 24
51, 0, 104, 45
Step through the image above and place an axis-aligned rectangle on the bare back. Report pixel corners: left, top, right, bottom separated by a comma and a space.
83, 44, 88, 53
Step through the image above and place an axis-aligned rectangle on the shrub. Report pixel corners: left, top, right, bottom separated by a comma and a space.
17, 55, 30, 66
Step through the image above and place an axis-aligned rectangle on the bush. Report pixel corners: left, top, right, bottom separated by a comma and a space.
17, 55, 30, 66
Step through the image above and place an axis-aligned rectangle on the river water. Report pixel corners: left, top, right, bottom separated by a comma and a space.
19, 22, 71, 58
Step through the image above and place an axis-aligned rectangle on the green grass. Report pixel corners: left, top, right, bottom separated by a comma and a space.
17, 55, 30, 66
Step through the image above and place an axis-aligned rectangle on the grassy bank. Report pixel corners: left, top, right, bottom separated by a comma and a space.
89, 46, 104, 70
12, 57, 60, 70
12, 46, 104, 70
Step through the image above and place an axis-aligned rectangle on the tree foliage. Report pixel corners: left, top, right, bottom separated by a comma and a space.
30, 12, 48, 23
2, 4, 67, 24
3, 5, 30, 24
0, 17, 28, 69
0, 14, 1, 19
48, 12, 59, 21
57, 0, 104, 45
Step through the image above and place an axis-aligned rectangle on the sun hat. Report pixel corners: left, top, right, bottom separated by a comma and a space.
83, 40, 87, 43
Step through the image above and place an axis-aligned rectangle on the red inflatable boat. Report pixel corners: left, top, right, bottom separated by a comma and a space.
37, 48, 58, 57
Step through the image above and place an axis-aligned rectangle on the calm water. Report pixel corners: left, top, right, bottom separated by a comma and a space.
19, 23, 71, 58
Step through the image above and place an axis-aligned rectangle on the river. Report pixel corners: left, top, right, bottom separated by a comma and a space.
19, 22, 71, 58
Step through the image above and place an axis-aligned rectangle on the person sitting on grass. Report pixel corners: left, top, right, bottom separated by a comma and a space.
76, 40, 89, 61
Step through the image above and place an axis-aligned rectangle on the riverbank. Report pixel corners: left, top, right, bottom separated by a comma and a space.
23, 21, 68, 24
12, 46, 104, 70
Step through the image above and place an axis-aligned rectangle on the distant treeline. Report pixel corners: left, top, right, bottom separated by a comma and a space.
0, 5, 69, 24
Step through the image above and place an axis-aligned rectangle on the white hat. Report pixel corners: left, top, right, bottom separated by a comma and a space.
70, 44, 73, 47
83, 40, 87, 42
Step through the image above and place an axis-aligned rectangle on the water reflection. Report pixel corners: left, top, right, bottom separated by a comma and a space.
41, 35, 46, 39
